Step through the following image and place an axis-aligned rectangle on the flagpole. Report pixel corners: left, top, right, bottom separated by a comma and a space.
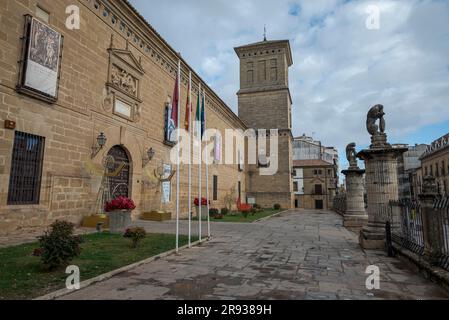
176, 60, 181, 253
188, 71, 192, 248
204, 89, 211, 240
198, 83, 202, 243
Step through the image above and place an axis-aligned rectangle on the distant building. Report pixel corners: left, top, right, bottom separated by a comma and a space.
394, 144, 428, 199
292, 135, 339, 210
293, 160, 337, 210
419, 134, 449, 196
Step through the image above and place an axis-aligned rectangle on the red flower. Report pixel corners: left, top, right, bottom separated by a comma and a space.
104, 196, 136, 212
194, 197, 209, 206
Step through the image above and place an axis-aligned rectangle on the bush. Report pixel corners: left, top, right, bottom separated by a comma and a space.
209, 208, 219, 217
242, 211, 249, 218
36, 221, 83, 270
124, 227, 147, 248
250, 208, 257, 216
253, 204, 261, 210
214, 213, 224, 220
274, 203, 281, 210
220, 207, 229, 215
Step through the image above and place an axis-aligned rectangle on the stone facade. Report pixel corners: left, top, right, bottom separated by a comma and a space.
419, 134, 449, 197
0, 0, 249, 235
235, 40, 294, 209
293, 160, 337, 210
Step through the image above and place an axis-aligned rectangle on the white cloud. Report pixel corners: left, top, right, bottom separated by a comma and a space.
129, 0, 449, 168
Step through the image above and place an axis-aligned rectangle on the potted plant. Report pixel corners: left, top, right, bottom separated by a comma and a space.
194, 197, 209, 219
104, 196, 136, 234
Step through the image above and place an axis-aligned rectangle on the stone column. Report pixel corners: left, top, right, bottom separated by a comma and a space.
357, 133, 407, 249
419, 176, 443, 265
342, 166, 368, 233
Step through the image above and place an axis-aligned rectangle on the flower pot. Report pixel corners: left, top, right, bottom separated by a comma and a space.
195, 205, 208, 219
108, 210, 132, 234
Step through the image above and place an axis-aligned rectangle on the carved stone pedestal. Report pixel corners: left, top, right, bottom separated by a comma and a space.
357, 136, 407, 249
342, 167, 368, 233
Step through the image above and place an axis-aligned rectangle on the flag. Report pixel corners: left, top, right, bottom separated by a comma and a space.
201, 91, 205, 138
195, 90, 201, 139
167, 75, 179, 142
184, 81, 191, 131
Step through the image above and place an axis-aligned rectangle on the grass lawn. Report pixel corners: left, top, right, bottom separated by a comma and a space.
192, 209, 282, 223
0, 232, 194, 300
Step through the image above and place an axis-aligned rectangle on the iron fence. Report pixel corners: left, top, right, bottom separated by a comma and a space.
388, 199, 425, 256
433, 197, 449, 270
388, 197, 449, 271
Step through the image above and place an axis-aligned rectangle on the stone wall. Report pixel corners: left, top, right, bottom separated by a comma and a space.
0, 0, 248, 235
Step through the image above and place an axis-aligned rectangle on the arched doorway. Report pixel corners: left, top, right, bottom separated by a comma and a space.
107, 145, 131, 199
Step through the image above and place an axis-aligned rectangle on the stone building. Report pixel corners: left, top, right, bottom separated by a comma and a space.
419, 134, 449, 196
293, 159, 337, 210
235, 40, 294, 209
395, 143, 427, 199
0, 0, 258, 235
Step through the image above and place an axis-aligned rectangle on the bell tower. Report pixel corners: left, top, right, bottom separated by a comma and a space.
235, 39, 294, 209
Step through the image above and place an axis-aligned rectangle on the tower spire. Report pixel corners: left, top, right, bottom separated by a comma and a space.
263, 25, 267, 41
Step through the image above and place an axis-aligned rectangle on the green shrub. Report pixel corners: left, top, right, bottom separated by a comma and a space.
124, 227, 147, 248
274, 203, 281, 210
253, 204, 261, 209
250, 208, 257, 216
209, 208, 219, 217
242, 211, 249, 218
220, 207, 229, 215
36, 221, 83, 270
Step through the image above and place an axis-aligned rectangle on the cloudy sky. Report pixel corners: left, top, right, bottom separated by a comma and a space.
129, 0, 449, 168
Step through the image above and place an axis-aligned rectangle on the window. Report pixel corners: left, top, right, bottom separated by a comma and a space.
314, 184, 323, 195
238, 181, 242, 201
8, 132, 45, 205
293, 181, 299, 192
213, 175, 218, 201
270, 59, 277, 82
257, 60, 267, 82
36, 6, 50, 23
247, 62, 254, 84
442, 161, 445, 176
425, 166, 428, 176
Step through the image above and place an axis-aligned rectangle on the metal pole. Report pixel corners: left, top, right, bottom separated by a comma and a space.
176, 60, 181, 253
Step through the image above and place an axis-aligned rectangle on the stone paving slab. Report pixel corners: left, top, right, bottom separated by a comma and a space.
60, 210, 449, 300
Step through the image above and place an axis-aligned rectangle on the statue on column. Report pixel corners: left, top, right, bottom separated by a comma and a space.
345, 142, 358, 169
366, 104, 389, 147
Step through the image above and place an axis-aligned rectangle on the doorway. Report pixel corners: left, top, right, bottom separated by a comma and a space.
107, 145, 131, 199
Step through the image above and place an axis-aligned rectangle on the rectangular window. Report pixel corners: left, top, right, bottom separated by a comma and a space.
257, 60, 267, 82
213, 175, 218, 201
442, 161, 445, 176
36, 6, 50, 23
238, 181, 242, 201
8, 131, 45, 205
247, 62, 254, 84
270, 59, 277, 82
293, 181, 299, 192
314, 184, 323, 195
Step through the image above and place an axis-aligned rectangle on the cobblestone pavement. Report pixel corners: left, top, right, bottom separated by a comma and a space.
61, 210, 449, 300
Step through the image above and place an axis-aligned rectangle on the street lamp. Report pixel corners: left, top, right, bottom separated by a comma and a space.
91, 132, 107, 158
142, 147, 155, 167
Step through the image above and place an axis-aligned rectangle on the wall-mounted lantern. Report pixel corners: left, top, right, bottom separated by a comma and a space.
91, 132, 107, 159
142, 147, 155, 167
